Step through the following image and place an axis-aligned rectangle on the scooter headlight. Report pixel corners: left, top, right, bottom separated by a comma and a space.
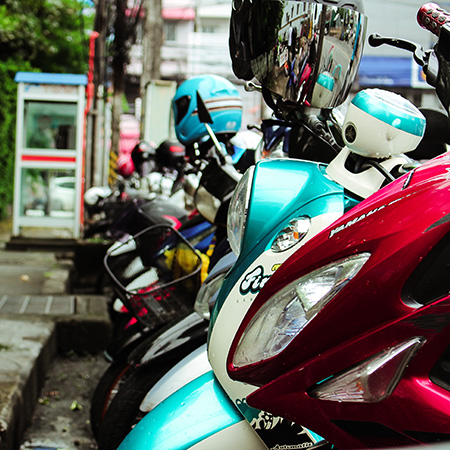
271, 217, 311, 253
194, 269, 228, 320
227, 166, 254, 256
232, 253, 371, 368
310, 337, 425, 403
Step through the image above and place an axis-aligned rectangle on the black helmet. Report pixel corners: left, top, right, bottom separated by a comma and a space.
229, 0, 367, 117
131, 141, 156, 176
155, 139, 186, 169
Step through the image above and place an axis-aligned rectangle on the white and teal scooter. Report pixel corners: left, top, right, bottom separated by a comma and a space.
116, 88, 426, 449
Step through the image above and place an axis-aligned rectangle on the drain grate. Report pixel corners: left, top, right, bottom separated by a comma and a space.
0, 295, 76, 315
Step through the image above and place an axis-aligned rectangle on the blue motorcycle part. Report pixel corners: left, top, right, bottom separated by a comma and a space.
180, 219, 215, 253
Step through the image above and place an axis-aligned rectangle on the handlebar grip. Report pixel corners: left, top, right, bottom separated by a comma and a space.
418, 3, 450, 36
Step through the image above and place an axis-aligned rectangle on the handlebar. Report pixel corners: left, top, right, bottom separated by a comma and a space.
417, 3, 450, 110
368, 34, 427, 67
367, 3, 450, 112
418, 3, 450, 36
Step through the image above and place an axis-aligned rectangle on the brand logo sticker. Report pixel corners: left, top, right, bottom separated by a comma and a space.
239, 264, 281, 295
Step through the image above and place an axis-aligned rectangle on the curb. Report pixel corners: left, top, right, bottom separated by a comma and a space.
0, 240, 113, 450
0, 298, 112, 450
0, 318, 57, 450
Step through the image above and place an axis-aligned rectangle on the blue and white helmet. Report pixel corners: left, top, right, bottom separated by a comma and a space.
173, 74, 243, 145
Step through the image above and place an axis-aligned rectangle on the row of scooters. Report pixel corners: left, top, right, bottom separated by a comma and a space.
90, 2, 450, 449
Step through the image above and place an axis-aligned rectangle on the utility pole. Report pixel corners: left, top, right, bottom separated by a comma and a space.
90, 0, 109, 188
140, 0, 163, 136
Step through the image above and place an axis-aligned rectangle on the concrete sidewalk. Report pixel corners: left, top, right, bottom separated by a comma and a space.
0, 235, 112, 450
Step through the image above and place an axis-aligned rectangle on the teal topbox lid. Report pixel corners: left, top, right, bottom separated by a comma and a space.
351, 89, 426, 137
317, 72, 335, 91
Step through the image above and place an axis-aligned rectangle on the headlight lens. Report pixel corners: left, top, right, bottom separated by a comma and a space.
194, 269, 228, 320
310, 337, 425, 403
232, 253, 371, 368
271, 217, 311, 253
227, 166, 254, 255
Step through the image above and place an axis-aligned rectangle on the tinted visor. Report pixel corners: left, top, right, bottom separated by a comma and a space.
174, 95, 191, 125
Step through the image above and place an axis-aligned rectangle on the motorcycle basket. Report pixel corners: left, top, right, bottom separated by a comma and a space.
104, 224, 203, 328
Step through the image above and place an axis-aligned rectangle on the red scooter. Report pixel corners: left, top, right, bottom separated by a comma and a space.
228, 4, 450, 448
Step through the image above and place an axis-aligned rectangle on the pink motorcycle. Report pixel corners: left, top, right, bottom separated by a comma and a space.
228, 4, 450, 448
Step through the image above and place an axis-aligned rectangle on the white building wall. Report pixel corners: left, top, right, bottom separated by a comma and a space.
362, 0, 445, 57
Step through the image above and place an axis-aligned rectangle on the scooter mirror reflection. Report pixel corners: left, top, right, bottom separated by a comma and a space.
240, 1, 367, 109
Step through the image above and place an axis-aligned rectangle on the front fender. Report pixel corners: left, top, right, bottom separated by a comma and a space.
118, 371, 265, 450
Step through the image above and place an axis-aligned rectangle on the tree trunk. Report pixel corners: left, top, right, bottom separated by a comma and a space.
141, 0, 162, 85
90, 0, 108, 188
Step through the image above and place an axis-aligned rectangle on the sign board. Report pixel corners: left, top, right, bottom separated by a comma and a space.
143, 80, 177, 145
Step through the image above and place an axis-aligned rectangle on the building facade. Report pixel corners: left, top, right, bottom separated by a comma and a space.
126, 0, 450, 129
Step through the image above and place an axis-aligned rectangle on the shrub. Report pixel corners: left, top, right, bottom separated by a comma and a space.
0, 59, 36, 219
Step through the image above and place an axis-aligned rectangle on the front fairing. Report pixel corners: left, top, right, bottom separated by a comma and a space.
230, 153, 450, 384
228, 154, 450, 447
208, 158, 353, 443
211, 158, 346, 327
240, 158, 344, 258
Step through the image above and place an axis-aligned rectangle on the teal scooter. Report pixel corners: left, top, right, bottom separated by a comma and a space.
118, 150, 358, 450
115, 1, 432, 446
116, 85, 426, 449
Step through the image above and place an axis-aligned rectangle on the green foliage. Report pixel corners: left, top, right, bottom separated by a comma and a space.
0, 59, 35, 219
0, 0, 93, 74
0, 0, 94, 219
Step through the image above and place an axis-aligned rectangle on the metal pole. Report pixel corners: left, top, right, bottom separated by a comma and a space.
140, 0, 163, 137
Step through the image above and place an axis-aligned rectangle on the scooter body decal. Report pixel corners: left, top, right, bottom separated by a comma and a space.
239, 265, 274, 295
235, 397, 322, 449
328, 194, 408, 238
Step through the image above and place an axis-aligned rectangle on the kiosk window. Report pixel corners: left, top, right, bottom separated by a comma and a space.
25, 101, 77, 150
20, 168, 76, 218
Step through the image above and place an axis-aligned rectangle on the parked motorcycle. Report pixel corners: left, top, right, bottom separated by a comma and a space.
115, 2, 450, 449
89, 73, 258, 439
83, 139, 189, 241
224, 3, 450, 450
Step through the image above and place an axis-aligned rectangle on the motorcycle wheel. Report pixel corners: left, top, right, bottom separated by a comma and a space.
96, 359, 178, 450
90, 360, 133, 440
